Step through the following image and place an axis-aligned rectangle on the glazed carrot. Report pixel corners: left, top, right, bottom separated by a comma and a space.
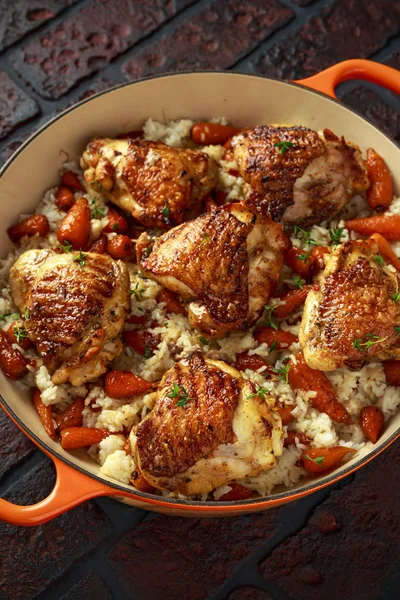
219, 483, 253, 501
61, 170, 85, 192
301, 446, 356, 474
274, 285, 317, 319
360, 406, 384, 443
105, 370, 156, 399
254, 327, 298, 349
0, 330, 27, 379
203, 195, 217, 212
130, 472, 156, 493
235, 351, 273, 374
288, 353, 352, 424
366, 148, 393, 211
57, 197, 91, 250
55, 186, 75, 211
383, 360, 400, 386
123, 330, 159, 356
106, 234, 132, 259
32, 387, 55, 440
276, 403, 296, 425
309, 245, 330, 271
369, 233, 400, 271
60, 427, 110, 450
126, 314, 147, 325
156, 288, 186, 315
87, 234, 107, 254
191, 123, 241, 145
284, 431, 311, 447
55, 397, 85, 431
215, 190, 228, 206
8, 214, 50, 243
7, 321, 31, 350
103, 206, 128, 234
345, 215, 400, 240
285, 247, 315, 279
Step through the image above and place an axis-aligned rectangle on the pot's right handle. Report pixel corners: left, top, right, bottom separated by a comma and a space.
295, 59, 400, 99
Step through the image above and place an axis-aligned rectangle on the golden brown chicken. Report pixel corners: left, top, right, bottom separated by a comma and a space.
136, 203, 289, 337
10, 249, 130, 385
299, 239, 400, 371
130, 352, 283, 495
80, 138, 218, 228
232, 126, 369, 228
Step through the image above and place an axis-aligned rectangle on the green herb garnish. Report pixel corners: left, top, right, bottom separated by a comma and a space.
303, 454, 325, 465
298, 253, 310, 263
0, 312, 19, 322
274, 141, 295, 154
264, 305, 278, 331
274, 362, 291, 383
73, 250, 87, 267
374, 254, 384, 266
130, 283, 144, 301
199, 335, 209, 345
144, 247, 151, 258
247, 385, 271, 401
112, 223, 119, 231
90, 199, 105, 219
59, 242, 73, 253
270, 340, 277, 352
329, 226, 344, 246
201, 233, 210, 246
90, 178, 102, 191
393, 282, 400, 304
13, 325, 28, 344
395, 326, 400, 335
162, 205, 170, 219
24, 308, 30, 320
144, 346, 153, 359
353, 334, 387, 353
292, 275, 306, 289
167, 383, 190, 406
293, 225, 317, 248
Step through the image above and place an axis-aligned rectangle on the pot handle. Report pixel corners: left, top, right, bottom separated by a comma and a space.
295, 58, 400, 99
0, 456, 128, 526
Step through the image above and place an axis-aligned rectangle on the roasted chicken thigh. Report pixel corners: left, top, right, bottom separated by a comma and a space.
299, 239, 400, 371
130, 352, 283, 495
80, 138, 218, 228
232, 126, 369, 227
10, 249, 130, 385
136, 203, 289, 337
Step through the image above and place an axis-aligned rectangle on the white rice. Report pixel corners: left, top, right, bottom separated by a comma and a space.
2, 117, 399, 499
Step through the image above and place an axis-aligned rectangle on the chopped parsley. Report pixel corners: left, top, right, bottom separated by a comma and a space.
13, 324, 28, 344
144, 346, 153, 359
90, 199, 105, 219
167, 383, 190, 407
353, 333, 388, 353
395, 326, 400, 335
73, 250, 87, 267
199, 335, 209, 345
130, 283, 144, 301
201, 233, 210, 246
247, 385, 271, 401
374, 254, 384, 266
162, 205, 170, 219
293, 225, 317, 248
303, 454, 324, 465
292, 275, 306, 289
298, 253, 309, 263
274, 141, 295, 154
274, 362, 291, 383
0, 312, 19, 322
329, 226, 344, 246
59, 241, 73, 253
263, 305, 278, 330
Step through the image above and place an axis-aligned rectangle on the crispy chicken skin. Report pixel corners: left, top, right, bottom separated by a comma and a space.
130, 352, 283, 495
299, 240, 400, 371
232, 126, 369, 227
136, 203, 289, 337
10, 249, 130, 385
80, 138, 218, 228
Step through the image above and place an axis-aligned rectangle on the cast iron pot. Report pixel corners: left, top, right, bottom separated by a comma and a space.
0, 59, 400, 525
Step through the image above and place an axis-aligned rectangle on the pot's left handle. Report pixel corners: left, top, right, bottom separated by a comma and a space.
0, 456, 124, 526
295, 58, 400, 99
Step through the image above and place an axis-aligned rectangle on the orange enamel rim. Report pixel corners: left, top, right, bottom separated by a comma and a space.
0, 58, 400, 525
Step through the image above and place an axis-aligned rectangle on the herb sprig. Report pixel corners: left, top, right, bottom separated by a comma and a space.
274, 141, 295, 155
13, 324, 28, 344
167, 383, 190, 407
293, 226, 317, 248
90, 199, 105, 219
247, 385, 271, 401
263, 305, 278, 331
353, 334, 387, 353
292, 275, 306, 289
73, 250, 87, 267
303, 454, 324, 465
329, 226, 344, 246
274, 362, 291, 383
